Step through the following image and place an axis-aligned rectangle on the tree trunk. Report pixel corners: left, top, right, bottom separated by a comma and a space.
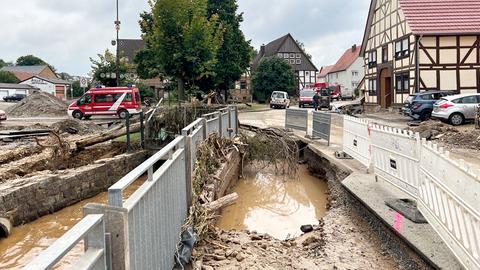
205, 192, 238, 212
75, 123, 141, 150
177, 76, 185, 103
223, 88, 229, 103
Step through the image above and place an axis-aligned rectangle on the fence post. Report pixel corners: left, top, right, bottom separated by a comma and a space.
201, 118, 208, 140
140, 111, 145, 150
181, 130, 193, 207
217, 111, 223, 138
125, 114, 131, 153
227, 107, 232, 138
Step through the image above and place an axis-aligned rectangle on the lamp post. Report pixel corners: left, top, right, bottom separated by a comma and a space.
115, 0, 121, 87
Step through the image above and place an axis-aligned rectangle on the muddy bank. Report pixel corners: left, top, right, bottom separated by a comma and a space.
0, 151, 147, 226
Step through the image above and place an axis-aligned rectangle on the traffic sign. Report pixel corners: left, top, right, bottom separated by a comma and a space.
80, 77, 88, 88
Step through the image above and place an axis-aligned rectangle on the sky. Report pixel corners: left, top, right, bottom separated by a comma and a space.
0, 0, 370, 76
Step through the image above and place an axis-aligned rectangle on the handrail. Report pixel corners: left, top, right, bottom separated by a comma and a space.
108, 136, 185, 207
22, 214, 106, 270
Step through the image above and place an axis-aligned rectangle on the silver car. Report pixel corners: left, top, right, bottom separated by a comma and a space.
432, 93, 480, 125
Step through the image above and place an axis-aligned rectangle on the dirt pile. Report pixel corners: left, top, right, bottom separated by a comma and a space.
51, 119, 105, 135
408, 120, 480, 150
6, 92, 68, 117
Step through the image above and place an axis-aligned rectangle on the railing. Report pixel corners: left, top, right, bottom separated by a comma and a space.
312, 111, 331, 145
285, 108, 308, 134
22, 214, 109, 270
418, 141, 480, 270
229, 106, 238, 136
370, 124, 421, 198
203, 111, 221, 137
342, 116, 371, 167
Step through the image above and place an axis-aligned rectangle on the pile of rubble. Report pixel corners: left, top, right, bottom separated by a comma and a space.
6, 92, 68, 117
51, 119, 105, 135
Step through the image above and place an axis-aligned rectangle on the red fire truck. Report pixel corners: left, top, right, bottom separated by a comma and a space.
68, 86, 142, 120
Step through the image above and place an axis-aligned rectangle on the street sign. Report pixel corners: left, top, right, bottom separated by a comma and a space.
80, 77, 88, 88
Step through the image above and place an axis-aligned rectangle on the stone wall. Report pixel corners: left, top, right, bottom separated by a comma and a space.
0, 151, 147, 226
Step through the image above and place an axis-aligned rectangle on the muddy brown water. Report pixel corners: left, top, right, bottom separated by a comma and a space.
217, 165, 328, 240
0, 178, 145, 270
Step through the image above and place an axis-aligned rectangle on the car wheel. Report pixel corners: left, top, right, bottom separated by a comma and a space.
419, 110, 432, 121
72, 110, 83, 120
449, 113, 464, 126
118, 109, 129, 119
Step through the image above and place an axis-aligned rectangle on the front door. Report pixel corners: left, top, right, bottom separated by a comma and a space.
379, 68, 393, 108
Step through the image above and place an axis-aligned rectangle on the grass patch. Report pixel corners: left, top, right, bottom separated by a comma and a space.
114, 132, 141, 142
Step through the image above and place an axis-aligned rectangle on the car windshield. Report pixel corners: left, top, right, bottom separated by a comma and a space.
405, 95, 415, 103
300, 90, 315, 97
272, 92, 286, 99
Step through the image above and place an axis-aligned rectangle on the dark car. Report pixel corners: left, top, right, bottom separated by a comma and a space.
3, 94, 26, 102
402, 91, 456, 121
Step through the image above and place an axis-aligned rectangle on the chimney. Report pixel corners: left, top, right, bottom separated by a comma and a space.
352, 44, 357, 52
260, 44, 266, 56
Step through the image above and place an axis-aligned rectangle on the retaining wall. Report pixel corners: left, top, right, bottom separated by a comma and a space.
0, 151, 147, 226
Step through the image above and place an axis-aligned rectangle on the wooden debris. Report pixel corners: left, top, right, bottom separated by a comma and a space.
204, 193, 239, 212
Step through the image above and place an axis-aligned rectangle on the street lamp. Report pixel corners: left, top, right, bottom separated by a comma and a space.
114, 0, 121, 87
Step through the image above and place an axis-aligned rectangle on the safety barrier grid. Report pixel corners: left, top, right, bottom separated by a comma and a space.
418, 141, 480, 270
285, 108, 308, 133
342, 116, 371, 167
22, 214, 109, 270
25, 107, 239, 270
312, 111, 331, 145
370, 125, 421, 198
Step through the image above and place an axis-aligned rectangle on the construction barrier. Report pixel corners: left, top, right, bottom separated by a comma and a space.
312, 111, 331, 145
370, 125, 421, 198
285, 108, 308, 133
343, 116, 371, 167
418, 141, 480, 270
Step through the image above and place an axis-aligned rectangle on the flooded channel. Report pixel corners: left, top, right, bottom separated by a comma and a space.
0, 178, 145, 270
217, 165, 328, 240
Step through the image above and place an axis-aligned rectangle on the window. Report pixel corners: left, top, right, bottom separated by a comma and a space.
368, 51, 377, 68
125, 93, 132, 102
368, 79, 377, 95
395, 37, 410, 59
352, 71, 359, 77
296, 53, 301, 59
352, 82, 358, 88
77, 94, 92, 105
240, 81, 247, 90
382, 46, 388, 63
458, 96, 479, 104
277, 53, 283, 58
395, 73, 410, 93
296, 59, 301, 65
290, 53, 295, 58
284, 53, 289, 58
289, 59, 295, 64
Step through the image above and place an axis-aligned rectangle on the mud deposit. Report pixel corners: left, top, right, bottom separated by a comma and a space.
217, 165, 328, 240
0, 178, 144, 269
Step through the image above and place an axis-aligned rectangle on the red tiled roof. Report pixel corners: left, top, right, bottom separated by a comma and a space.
318, 65, 334, 78
399, 0, 480, 34
11, 71, 34, 81
329, 45, 361, 74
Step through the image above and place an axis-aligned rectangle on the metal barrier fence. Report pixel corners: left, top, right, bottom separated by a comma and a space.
203, 111, 221, 137
343, 116, 371, 167
418, 141, 480, 270
312, 111, 331, 145
229, 106, 238, 135
182, 118, 208, 173
22, 214, 109, 270
285, 108, 308, 133
370, 125, 421, 198
220, 108, 230, 138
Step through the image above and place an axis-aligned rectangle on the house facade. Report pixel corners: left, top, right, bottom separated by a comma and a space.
20, 76, 71, 100
326, 45, 364, 92
361, 0, 480, 108
317, 65, 333, 83
0, 83, 39, 100
252, 34, 318, 92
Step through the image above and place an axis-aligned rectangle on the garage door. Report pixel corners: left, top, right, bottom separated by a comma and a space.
15, 90, 27, 95
0, 90, 8, 100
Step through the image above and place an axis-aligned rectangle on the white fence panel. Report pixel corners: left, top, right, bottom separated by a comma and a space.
203, 112, 221, 136
229, 106, 238, 135
220, 109, 230, 138
418, 141, 480, 270
343, 116, 371, 167
285, 109, 308, 132
370, 125, 421, 198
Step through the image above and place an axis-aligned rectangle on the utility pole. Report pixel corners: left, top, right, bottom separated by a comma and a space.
115, 0, 121, 87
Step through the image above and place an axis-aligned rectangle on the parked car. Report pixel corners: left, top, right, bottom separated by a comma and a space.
330, 85, 354, 101
0, 110, 6, 122
299, 89, 315, 108
402, 91, 456, 121
432, 93, 480, 125
269, 91, 290, 109
68, 86, 142, 120
3, 94, 26, 102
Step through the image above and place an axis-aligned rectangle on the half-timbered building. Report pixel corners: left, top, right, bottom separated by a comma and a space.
361, 0, 480, 108
252, 34, 318, 91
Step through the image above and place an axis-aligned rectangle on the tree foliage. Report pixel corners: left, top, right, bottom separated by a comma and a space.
16, 55, 56, 71
90, 49, 135, 87
251, 57, 296, 102
0, 59, 13, 69
206, 0, 252, 99
0, 71, 19, 83
136, 0, 223, 101
296, 40, 312, 60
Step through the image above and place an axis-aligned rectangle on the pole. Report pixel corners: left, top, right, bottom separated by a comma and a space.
115, 0, 120, 87
125, 113, 131, 153
140, 111, 145, 149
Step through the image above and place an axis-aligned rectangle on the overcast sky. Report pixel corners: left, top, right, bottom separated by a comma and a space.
0, 0, 370, 76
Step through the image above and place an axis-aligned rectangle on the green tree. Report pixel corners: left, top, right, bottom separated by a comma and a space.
0, 71, 19, 83
296, 40, 312, 60
90, 49, 135, 87
251, 57, 296, 102
137, 0, 223, 101
0, 59, 13, 69
71, 81, 86, 97
206, 0, 252, 100
16, 55, 56, 71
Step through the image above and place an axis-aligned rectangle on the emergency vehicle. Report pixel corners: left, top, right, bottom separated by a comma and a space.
68, 86, 142, 120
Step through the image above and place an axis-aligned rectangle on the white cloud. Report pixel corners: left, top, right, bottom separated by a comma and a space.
0, 0, 370, 75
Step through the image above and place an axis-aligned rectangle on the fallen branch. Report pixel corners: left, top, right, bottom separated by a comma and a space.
204, 192, 238, 212
75, 122, 141, 150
